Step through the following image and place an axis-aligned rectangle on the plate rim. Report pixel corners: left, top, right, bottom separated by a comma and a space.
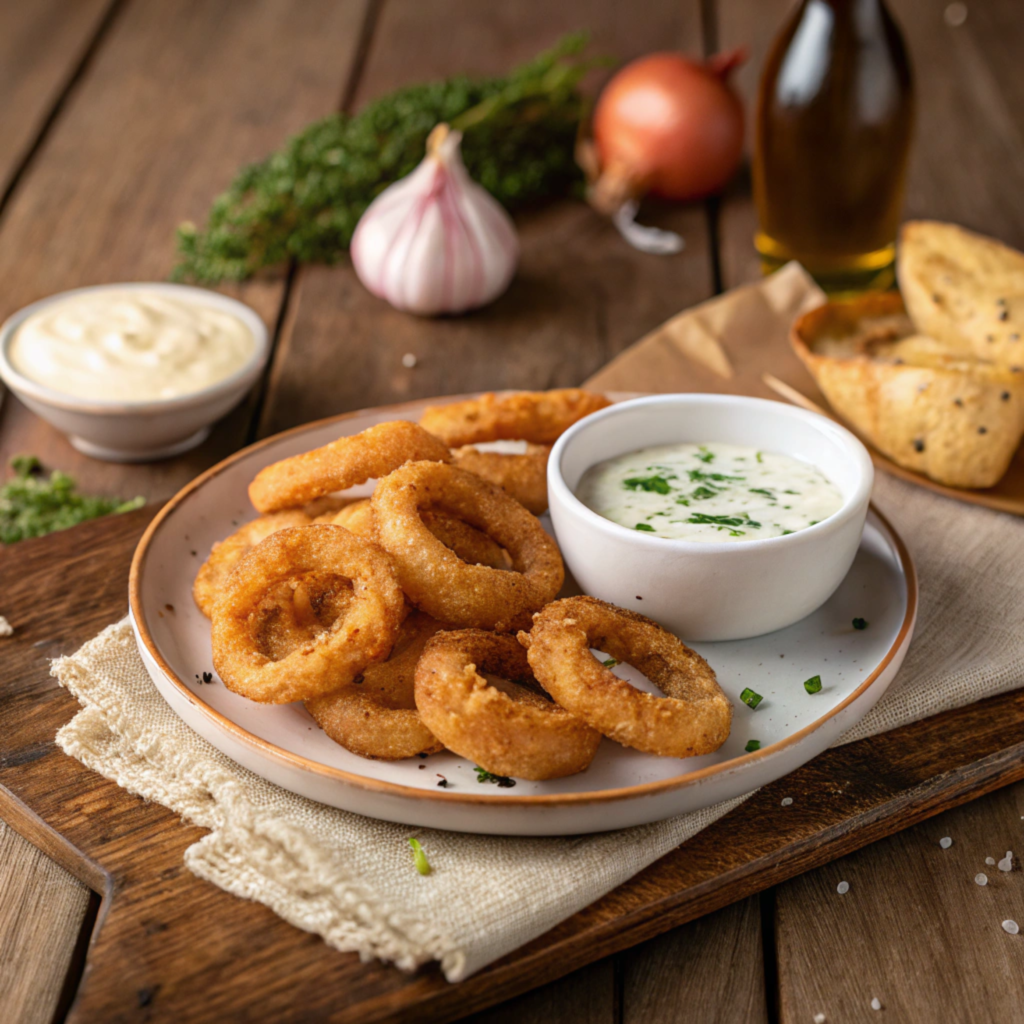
129, 393, 919, 808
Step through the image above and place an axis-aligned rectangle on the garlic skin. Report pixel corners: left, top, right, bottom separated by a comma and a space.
351, 124, 518, 316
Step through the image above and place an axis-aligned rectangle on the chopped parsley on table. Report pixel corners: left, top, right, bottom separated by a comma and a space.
745, 739, 761, 752
407, 838, 431, 875
0, 455, 143, 545
852, 617, 869, 630
803, 675, 823, 694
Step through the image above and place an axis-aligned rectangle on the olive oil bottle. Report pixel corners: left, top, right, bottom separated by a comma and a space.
753, 0, 914, 293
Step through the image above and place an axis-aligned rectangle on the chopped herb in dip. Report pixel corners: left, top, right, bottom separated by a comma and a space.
575, 443, 841, 543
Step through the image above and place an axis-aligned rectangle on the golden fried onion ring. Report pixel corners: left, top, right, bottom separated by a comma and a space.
305, 611, 447, 760
372, 462, 563, 632
248, 420, 451, 513
415, 630, 601, 780
193, 510, 312, 618
451, 444, 551, 515
420, 389, 611, 447
520, 596, 732, 758
211, 525, 404, 704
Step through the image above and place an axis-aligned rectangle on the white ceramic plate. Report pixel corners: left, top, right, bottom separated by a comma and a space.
130, 395, 917, 836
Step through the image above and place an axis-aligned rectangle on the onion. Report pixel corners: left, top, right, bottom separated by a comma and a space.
590, 49, 747, 214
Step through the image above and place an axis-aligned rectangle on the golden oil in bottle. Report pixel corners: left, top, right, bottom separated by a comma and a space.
753, 0, 914, 294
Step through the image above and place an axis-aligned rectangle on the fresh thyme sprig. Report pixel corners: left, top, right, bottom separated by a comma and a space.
174, 33, 605, 283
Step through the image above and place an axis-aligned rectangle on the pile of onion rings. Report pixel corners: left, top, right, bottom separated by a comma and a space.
193, 388, 732, 781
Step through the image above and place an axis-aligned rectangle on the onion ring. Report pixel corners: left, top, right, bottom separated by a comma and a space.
248, 420, 451, 513
305, 610, 447, 760
420, 389, 611, 447
211, 525, 404, 703
415, 629, 601, 780
193, 510, 311, 618
519, 596, 732, 758
451, 444, 551, 515
372, 461, 563, 631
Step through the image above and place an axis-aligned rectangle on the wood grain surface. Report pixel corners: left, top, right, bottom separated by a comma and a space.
2, 507, 1023, 1023
0, 0, 371, 505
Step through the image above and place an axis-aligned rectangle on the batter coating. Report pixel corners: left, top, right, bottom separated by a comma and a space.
248, 420, 451, 513
306, 611, 447, 760
420, 389, 610, 447
415, 630, 601, 780
211, 525, 404, 703
519, 596, 732, 758
451, 444, 551, 515
372, 461, 563, 632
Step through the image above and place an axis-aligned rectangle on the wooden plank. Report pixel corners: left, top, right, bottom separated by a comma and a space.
0, 0, 113, 196
2, 508, 1023, 1022
620, 898, 769, 1024
775, 780, 1024, 1023
714, 0, 1024, 290
0, 0, 372, 503
256, 0, 714, 438
0, 820, 94, 1024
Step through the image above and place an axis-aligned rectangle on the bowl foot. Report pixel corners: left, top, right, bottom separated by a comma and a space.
70, 427, 211, 463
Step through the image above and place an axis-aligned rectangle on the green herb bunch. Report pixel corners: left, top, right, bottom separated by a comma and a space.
174, 33, 602, 283
0, 456, 143, 544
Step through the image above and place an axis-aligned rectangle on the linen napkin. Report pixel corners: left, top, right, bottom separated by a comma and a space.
54, 265, 1024, 982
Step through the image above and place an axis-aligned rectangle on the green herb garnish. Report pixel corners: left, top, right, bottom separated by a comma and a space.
474, 767, 516, 787
174, 34, 603, 282
695, 447, 715, 464
0, 456, 144, 545
407, 838, 431, 875
749, 488, 774, 498
852, 618, 868, 630
756, 451, 764, 463
689, 486, 719, 501
687, 513, 762, 529
745, 739, 761, 752
803, 675, 822, 694
634, 523, 655, 532
623, 474, 672, 494
602, 658, 620, 668
687, 469, 744, 483
740, 688, 763, 710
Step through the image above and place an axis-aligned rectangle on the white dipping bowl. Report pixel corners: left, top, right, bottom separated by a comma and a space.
548, 394, 874, 641
0, 283, 269, 462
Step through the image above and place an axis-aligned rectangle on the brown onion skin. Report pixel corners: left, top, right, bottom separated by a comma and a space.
593, 50, 746, 202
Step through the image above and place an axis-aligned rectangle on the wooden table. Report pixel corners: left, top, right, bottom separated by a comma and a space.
1, 1, 1022, 1021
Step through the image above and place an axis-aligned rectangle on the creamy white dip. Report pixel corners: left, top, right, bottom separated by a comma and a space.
576, 442, 843, 542
8, 288, 255, 402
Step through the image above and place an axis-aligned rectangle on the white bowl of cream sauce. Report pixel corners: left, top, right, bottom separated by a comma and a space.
548, 394, 874, 641
0, 283, 269, 462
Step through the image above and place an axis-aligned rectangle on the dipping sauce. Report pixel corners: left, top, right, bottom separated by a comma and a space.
576, 442, 843, 542
8, 288, 256, 403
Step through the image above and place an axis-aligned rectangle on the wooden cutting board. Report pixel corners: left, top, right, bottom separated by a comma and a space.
3, 507, 1024, 1022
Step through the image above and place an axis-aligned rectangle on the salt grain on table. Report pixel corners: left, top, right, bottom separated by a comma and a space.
986, 857, 996, 866
871, 997, 882, 1010
837, 881, 850, 894
998, 851, 1013, 872
781, 797, 793, 807
814, 1014, 826, 1023
401, 353, 418, 368
939, 836, 952, 849
1002, 920, 1020, 935
976, 873, 989, 886
0, 615, 14, 637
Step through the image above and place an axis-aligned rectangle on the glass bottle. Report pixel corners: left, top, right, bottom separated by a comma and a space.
753, 0, 914, 294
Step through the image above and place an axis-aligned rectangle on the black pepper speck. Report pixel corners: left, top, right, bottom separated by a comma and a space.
978, 426, 988, 434
913, 439, 925, 453
1002, 392, 1011, 401
954, 397, 964, 407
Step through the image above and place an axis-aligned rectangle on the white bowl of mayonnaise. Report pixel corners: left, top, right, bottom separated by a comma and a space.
548, 393, 874, 642
0, 283, 269, 461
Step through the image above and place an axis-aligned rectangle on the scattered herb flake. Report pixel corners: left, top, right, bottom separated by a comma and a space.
696, 447, 715, 463
804, 675, 823, 694
0, 456, 144, 544
749, 487, 774, 498
474, 767, 516, 787
852, 618, 868, 630
634, 523, 655, 532
623, 474, 672, 494
740, 688, 763, 710
687, 469, 744, 483
756, 451, 764, 463
407, 838, 431, 875
745, 739, 761, 752
436, 775, 449, 788
602, 657, 620, 668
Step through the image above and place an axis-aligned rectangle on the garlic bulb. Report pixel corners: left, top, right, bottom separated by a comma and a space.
351, 124, 518, 316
